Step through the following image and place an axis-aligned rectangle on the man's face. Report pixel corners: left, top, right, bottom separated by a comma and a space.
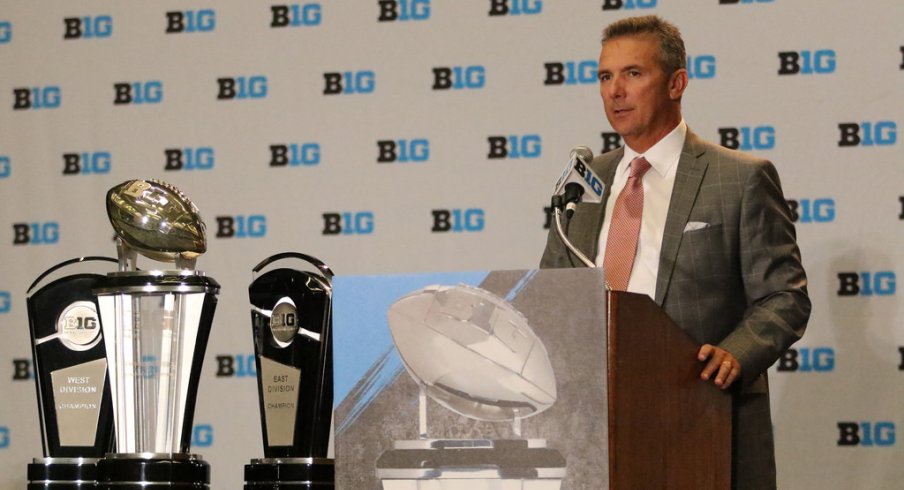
598, 34, 684, 152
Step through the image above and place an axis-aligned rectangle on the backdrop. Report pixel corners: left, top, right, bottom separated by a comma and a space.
1, 1, 902, 488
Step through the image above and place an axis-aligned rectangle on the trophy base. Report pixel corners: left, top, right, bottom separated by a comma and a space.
28, 458, 99, 489
96, 454, 209, 489
244, 457, 334, 489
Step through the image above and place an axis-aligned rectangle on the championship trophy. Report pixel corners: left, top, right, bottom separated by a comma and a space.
92, 179, 220, 489
245, 253, 335, 489
26, 257, 118, 489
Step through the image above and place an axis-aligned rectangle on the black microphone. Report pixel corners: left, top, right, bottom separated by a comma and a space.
552, 146, 602, 218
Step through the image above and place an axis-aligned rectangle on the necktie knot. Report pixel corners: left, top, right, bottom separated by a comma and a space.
629, 156, 652, 179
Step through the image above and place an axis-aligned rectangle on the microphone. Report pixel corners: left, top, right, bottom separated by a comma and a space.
552, 146, 603, 218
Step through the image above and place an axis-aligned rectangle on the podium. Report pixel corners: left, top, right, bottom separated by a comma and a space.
332, 268, 731, 489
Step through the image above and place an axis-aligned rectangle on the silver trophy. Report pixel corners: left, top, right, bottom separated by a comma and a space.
92, 179, 219, 489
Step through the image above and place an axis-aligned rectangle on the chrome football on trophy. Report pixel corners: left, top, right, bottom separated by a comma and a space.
26, 257, 118, 489
245, 253, 335, 489
92, 179, 219, 489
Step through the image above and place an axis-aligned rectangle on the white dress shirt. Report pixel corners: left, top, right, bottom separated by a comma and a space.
595, 120, 687, 299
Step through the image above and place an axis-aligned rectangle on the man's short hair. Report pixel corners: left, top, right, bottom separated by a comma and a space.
602, 15, 686, 75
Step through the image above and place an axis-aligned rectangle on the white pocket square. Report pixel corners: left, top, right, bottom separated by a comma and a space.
683, 221, 710, 232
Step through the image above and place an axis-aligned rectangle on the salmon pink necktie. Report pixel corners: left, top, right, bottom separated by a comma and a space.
604, 156, 652, 291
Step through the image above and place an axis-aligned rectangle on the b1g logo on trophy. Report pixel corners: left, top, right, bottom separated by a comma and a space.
246, 252, 335, 489
92, 179, 220, 489
25, 256, 118, 489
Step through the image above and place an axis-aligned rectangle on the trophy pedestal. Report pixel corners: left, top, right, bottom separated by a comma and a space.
27, 457, 99, 489
96, 454, 209, 489
244, 458, 334, 489
376, 439, 565, 490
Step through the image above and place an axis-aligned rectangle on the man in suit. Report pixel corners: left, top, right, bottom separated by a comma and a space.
540, 16, 810, 490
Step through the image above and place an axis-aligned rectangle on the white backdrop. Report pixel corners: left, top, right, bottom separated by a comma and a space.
1, 1, 902, 488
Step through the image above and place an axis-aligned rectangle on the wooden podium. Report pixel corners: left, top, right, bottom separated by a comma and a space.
607, 290, 731, 489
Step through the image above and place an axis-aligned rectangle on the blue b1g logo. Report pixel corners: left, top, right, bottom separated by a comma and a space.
191, 424, 213, 447
787, 198, 834, 223
601, 0, 656, 10
778, 50, 836, 75
0, 427, 9, 448
776, 347, 834, 372
13, 86, 61, 110
432, 66, 485, 90
63, 152, 111, 175
12, 223, 60, 245
0, 156, 10, 178
838, 122, 896, 147
377, 139, 429, 163
64, 15, 113, 39
0, 21, 13, 43
379, 0, 431, 21
838, 422, 895, 447
837, 271, 896, 296
215, 215, 267, 238
719, 126, 774, 150
488, 0, 542, 15
113, 81, 163, 105
432, 209, 485, 232
322, 212, 375, 235
687, 55, 716, 79
164, 148, 215, 171
271, 4, 322, 27
544, 61, 597, 85
270, 144, 321, 166
323, 71, 376, 95
166, 10, 216, 33
0, 291, 10, 313
217, 76, 268, 100
487, 135, 541, 159
215, 354, 256, 377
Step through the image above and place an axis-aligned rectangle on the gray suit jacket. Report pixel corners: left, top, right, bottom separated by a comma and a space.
540, 130, 810, 490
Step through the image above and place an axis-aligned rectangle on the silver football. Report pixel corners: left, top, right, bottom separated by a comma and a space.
106, 179, 206, 263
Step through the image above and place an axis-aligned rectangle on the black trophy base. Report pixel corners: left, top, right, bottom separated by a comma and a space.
96, 454, 209, 489
28, 458, 98, 489
244, 458, 334, 489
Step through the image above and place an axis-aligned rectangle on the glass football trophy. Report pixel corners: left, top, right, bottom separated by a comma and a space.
26, 257, 118, 489
376, 284, 566, 490
245, 253, 335, 489
92, 179, 219, 489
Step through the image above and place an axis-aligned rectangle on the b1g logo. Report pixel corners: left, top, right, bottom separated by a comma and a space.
272, 4, 323, 27
270, 143, 321, 166
64, 15, 113, 39
13, 86, 61, 110
544, 61, 597, 86
113, 81, 163, 105
215, 354, 256, 377
217, 76, 268, 100
0, 156, 10, 178
432, 209, 485, 233
837, 271, 896, 296
432, 66, 485, 90
165, 9, 216, 33
0, 291, 9, 313
487, 135, 541, 159
786, 198, 835, 223
0, 22, 11, 43
777, 50, 836, 75
322, 212, 375, 235
377, 139, 429, 163
379, 0, 431, 21
215, 215, 267, 238
837, 122, 897, 147
191, 424, 214, 448
601, 0, 656, 10
13, 222, 60, 245
323, 71, 376, 95
686, 55, 716, 79
718, 126, 775, 150
164, 148, 214, 171
601, 132, 623, 153
0, 427, 8, 449
837, 422, 896, 447
776, 347, 834, 372
12, 359, 32, 380
488, 0, 542, 16
63, 152, 111, 175
719, 0, 773, 4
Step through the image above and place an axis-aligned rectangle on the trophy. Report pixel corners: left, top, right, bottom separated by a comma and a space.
245, 253, 335, 489
25, 257, 117, 489
92, 179, 219, 489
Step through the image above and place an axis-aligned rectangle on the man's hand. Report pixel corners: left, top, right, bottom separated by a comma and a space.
698, 344, 741, 390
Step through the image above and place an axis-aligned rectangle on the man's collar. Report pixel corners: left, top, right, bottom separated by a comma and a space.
620, 119, 687, 177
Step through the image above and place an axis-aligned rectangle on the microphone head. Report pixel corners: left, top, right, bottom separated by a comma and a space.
571, 146, 594, 164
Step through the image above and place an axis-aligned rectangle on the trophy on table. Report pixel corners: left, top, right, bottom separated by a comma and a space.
92, 179, 220, 489
245, 252, 335, 489
26, 257, 118, 489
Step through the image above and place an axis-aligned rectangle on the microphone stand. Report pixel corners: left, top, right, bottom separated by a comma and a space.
551, 196, 611, 290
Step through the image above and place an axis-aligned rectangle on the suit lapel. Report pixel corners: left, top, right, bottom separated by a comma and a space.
654, 131, 709, 305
